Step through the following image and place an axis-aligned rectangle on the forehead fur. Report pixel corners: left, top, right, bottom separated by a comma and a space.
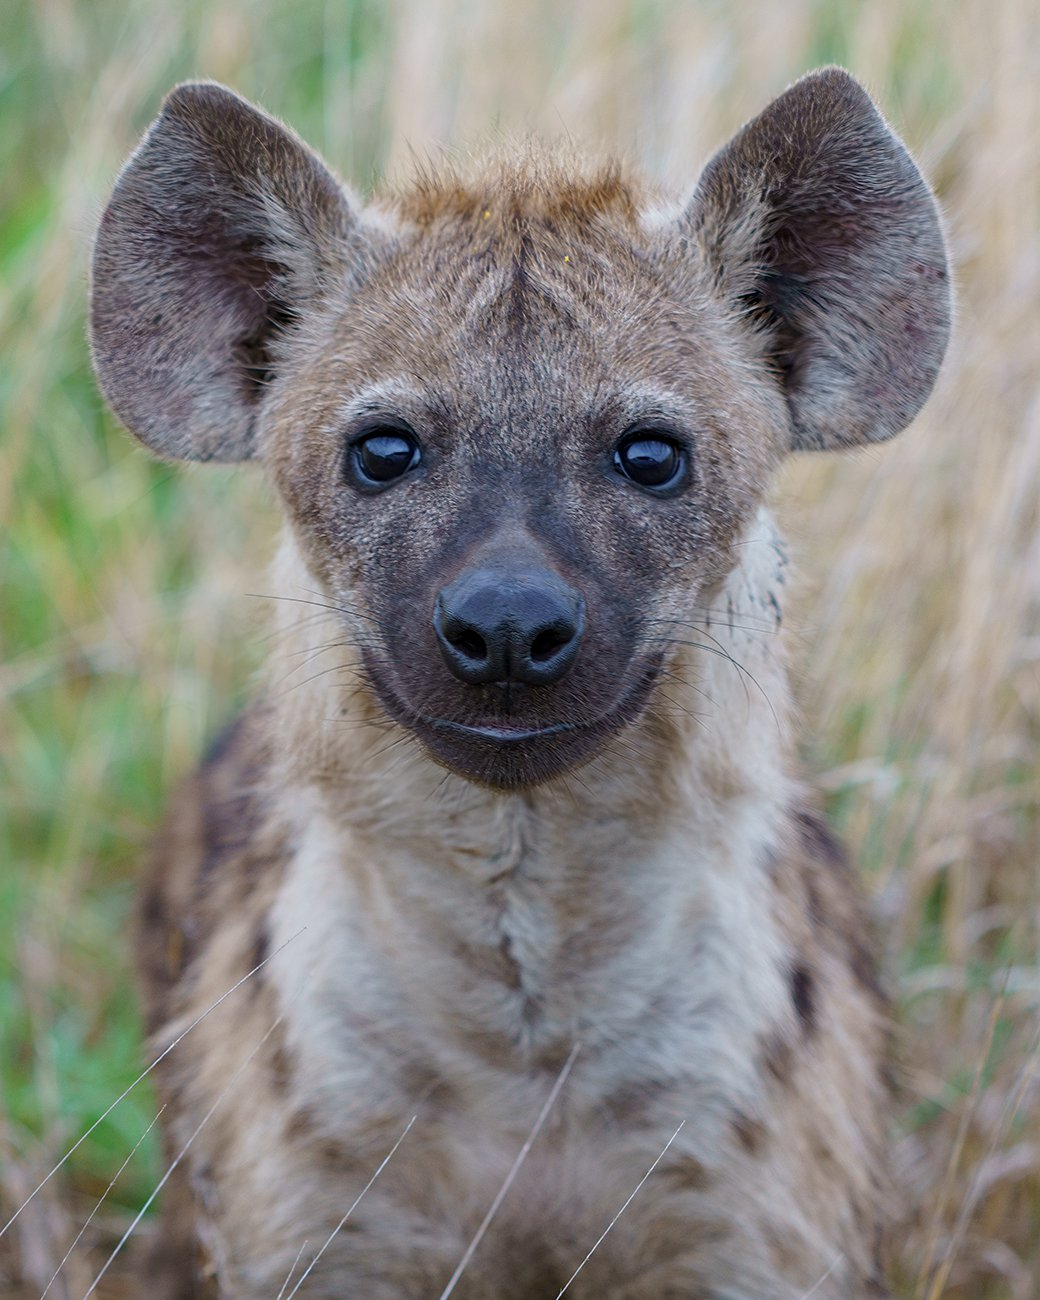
358, 145, 667, 363
382, 143, 645, 243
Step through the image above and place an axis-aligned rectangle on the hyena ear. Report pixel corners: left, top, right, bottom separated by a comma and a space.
685, 67, 951, 451
90, 82, 360, 461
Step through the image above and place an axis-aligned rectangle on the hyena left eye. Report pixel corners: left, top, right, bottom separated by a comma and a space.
613, 430, 687, 492
347, 426, 422, 488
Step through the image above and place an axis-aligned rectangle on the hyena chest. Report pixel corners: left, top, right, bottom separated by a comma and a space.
255, 1077, 723, 1300
243, 814, 791, 1295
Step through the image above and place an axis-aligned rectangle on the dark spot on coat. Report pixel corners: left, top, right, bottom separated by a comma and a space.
795, 809, 849, 875
731, 1112, 766, 1155
809, 1133, 837, 1173
790, 962, 816, 1035
195, 714, 267, 889
319, 1139, 354, 1169
286, 1106, 317, 1143
202, 714, 249, 770
249, 919, 270, 980
399, 1057, 451, 1107
794, 806, 887, 1007
662, 1154, 711, 1192
604, 1077, 671, 1123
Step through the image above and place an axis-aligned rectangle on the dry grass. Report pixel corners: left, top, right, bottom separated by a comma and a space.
1, 0, 1037, 1295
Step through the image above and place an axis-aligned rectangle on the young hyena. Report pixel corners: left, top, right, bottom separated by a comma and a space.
90, 68, 949, 1298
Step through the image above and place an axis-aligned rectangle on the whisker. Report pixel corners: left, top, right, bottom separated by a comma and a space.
325, 716, 397, 734
39, 1106, 166, 1299
258, 609, 340, 647
654, 686, 711, 727
284, 1116, 418, 1299
645, 636, 779, 731
423, 769, 456, 805
275, 636, 371, 662
277, 657, 369, 699
657, 663, 712, 700
0, 927, 305, 1243
654, 612, 781, 637
268, 648, 368, 695
558, 765, 594, 799
438, 1043, 582, 1300
299, 586, 384, 626
246, 590, 383, 628
369, 732, 418, 765
555, 1120, 686, 1298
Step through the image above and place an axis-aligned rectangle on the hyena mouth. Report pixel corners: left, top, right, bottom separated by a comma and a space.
366, 654, 664, 788
428, 719, 581, 743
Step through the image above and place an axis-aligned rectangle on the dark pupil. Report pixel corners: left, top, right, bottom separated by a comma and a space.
358, 433, 415, 482
619, 437, 678, 486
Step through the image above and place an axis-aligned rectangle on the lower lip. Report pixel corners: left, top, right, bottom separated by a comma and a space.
427, 719, 579, 744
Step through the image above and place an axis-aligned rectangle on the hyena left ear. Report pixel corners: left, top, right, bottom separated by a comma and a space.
90, 82, 362, 462
684, 67, 951, 451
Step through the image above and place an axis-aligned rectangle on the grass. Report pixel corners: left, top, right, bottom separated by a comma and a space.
1, 0, 1038, 1294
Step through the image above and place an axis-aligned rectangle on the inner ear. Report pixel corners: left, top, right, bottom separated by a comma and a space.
90, 82, 362, 463
231, 255, 303, 400
684, 67, 951, 451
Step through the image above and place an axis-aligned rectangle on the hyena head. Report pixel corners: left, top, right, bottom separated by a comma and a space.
90, 69, 949, 789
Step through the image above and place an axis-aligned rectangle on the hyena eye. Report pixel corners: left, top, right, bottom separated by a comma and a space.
613, 430, 687, 492
347, 425, 422, 488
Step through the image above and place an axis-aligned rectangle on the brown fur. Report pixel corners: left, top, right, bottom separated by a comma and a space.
91, 68, 950, 1297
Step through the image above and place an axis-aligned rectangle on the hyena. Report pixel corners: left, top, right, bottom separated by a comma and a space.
89, 68, 949, 1298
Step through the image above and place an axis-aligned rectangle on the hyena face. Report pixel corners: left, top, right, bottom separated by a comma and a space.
261, 188, 785, 786
91, 71, 949, 788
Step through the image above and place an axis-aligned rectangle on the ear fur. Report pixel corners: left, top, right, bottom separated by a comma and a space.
90, 82, 359, 461
686, 67, 951, 451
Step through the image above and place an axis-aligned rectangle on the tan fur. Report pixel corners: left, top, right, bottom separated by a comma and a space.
92, 69, 951, 1298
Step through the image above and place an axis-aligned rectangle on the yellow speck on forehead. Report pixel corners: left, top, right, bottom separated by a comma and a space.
483, 209, 491, 220
564, 255, 570, 263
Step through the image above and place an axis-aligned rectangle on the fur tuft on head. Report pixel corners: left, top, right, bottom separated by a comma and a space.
386, 141, 643, 235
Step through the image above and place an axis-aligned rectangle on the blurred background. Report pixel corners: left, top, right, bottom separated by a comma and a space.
1, 0, 1037, 1295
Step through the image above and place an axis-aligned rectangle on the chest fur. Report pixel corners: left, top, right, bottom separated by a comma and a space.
266, 785, 790, 1108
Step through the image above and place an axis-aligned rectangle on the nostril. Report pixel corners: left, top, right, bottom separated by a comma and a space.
452, 627, 487, 663
530, 624, 573, 664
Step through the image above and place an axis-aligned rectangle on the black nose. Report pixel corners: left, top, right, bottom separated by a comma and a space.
434, 565, 585, 687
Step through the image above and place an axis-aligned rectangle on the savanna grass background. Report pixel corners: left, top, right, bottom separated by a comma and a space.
1, 0, 1037, 1295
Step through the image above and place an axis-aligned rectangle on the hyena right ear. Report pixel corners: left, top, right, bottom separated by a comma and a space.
683, 68, 951, 452
90, 82, 361, 461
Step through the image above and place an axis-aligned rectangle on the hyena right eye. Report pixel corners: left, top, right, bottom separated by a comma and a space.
346, 424, 423, 489
613, 428, 688, 493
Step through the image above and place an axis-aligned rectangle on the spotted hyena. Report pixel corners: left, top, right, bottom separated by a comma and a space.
90, 67, 949, 1298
